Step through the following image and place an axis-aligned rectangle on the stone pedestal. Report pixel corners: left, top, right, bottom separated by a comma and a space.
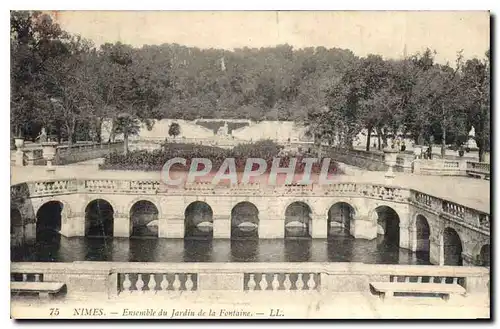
213, 216, 231, 239
114, 216, 131, 237
198, 273, 243, 291
350, 217, 377, 240
383, 148, 399, 178
42, 142, 58, 171
14, 138, 24, 166
15, 150, 24, 166
259, 218, 285, 239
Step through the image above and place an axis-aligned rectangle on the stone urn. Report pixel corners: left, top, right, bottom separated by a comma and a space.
383, 147, 399, 178
14, 138, 24, 149
413, 145, 422, 159
42, 141, 58, 169
14, 138, 25, 166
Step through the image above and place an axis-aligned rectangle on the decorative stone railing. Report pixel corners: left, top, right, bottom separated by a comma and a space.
244, 273, 320, 291
117, 273, 198, 294
14, 141, 123, 166
411, 191, 490, 234
466, 161, 490, 180
11, 178, 489, 236
413, 159, 466, 176
324, 147, 387, 171
10, 262, 489, 299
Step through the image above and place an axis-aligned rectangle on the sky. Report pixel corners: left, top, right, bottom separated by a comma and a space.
52, 11, 490, 65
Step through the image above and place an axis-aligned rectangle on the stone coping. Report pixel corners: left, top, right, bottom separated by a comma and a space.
11, 261, 490, 277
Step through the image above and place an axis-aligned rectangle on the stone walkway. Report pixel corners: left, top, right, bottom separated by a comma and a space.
10, 291, 490, 319
11, 161, 490, 213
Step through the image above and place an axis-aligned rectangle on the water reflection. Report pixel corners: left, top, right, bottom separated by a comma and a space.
12, 233, 431, 265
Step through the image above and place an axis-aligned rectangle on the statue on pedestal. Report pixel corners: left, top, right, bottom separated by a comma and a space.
36, 127, 47, 143
217, 122, 230, 138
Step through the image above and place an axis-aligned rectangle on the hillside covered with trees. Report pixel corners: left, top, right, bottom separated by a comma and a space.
11, 11, 490, 161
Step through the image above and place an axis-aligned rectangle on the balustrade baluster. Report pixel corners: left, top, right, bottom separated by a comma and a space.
440, 277, 446, 284
185, 274, 194, 291
417, 276, 422, 283
123, 274, 132, 293
247, 274, 257, 291
452, 277, 458, 284
148, 274, 156, 292
404, 276, 410, 283
136, 274, 145, 292
22, 274, 27, 282
259, 274, 269, 291
296, 274, 304, 290
429, 276, 434, 283
34, 274, 40, 282
283, 274, 292, 291
172, 274, 181, 291
160, 274, 169, 291
307, 274, 316, 290
271, 274, 280, 291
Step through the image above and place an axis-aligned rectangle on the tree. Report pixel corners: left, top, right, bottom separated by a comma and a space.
40, 35, 95, 145
113, 113, 141, 155
459, 52, 490, 162
168, 122, 181, 139
10, 11, 68, 139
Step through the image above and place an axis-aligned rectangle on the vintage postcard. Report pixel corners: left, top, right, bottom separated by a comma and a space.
10, 10, 490, 319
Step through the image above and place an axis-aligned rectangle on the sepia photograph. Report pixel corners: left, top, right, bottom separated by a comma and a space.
9, 9, 490, 319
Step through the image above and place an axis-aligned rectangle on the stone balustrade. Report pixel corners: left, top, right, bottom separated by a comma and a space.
14, 141, 123, 166
413, 159, 466, 176
10, 262, 489, 299
244, 273, 320, 291
466, 161, 490, 180
11, 178, 488, 235
411, 190, 490, 234
117, 273, 198, 294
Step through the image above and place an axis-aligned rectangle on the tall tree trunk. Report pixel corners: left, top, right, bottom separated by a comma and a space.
476, 133, 484, 162
441, 123, 447, 159
441, 104, 447, 159
108, 120, 116, 143
366, 126, 372, 151
95, 118, 103, 144
123, 132, 129, 156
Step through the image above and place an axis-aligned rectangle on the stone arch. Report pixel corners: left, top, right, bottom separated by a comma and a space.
322, 199, 360, 219
184, 201, 213, 238
373, 205, 400, 246
478, 244, 490, 267
441, 227, 463, 266
126, 197, 162, 219
327, 202, 356, 236
231, 202, 259, 239
85, 199, 114, 237
129, 200, 159, 237
36, 201, 64, 236
472, 242, 490, 267
11, 208, 24, 245
415, 214, 431, 252
285, 201, 312, 238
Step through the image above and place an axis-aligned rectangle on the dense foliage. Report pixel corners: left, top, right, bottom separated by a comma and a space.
101, 141, 342, 175
11, 11, 490, 161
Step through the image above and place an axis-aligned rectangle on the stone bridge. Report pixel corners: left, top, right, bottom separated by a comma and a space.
11, 178, 490, 267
